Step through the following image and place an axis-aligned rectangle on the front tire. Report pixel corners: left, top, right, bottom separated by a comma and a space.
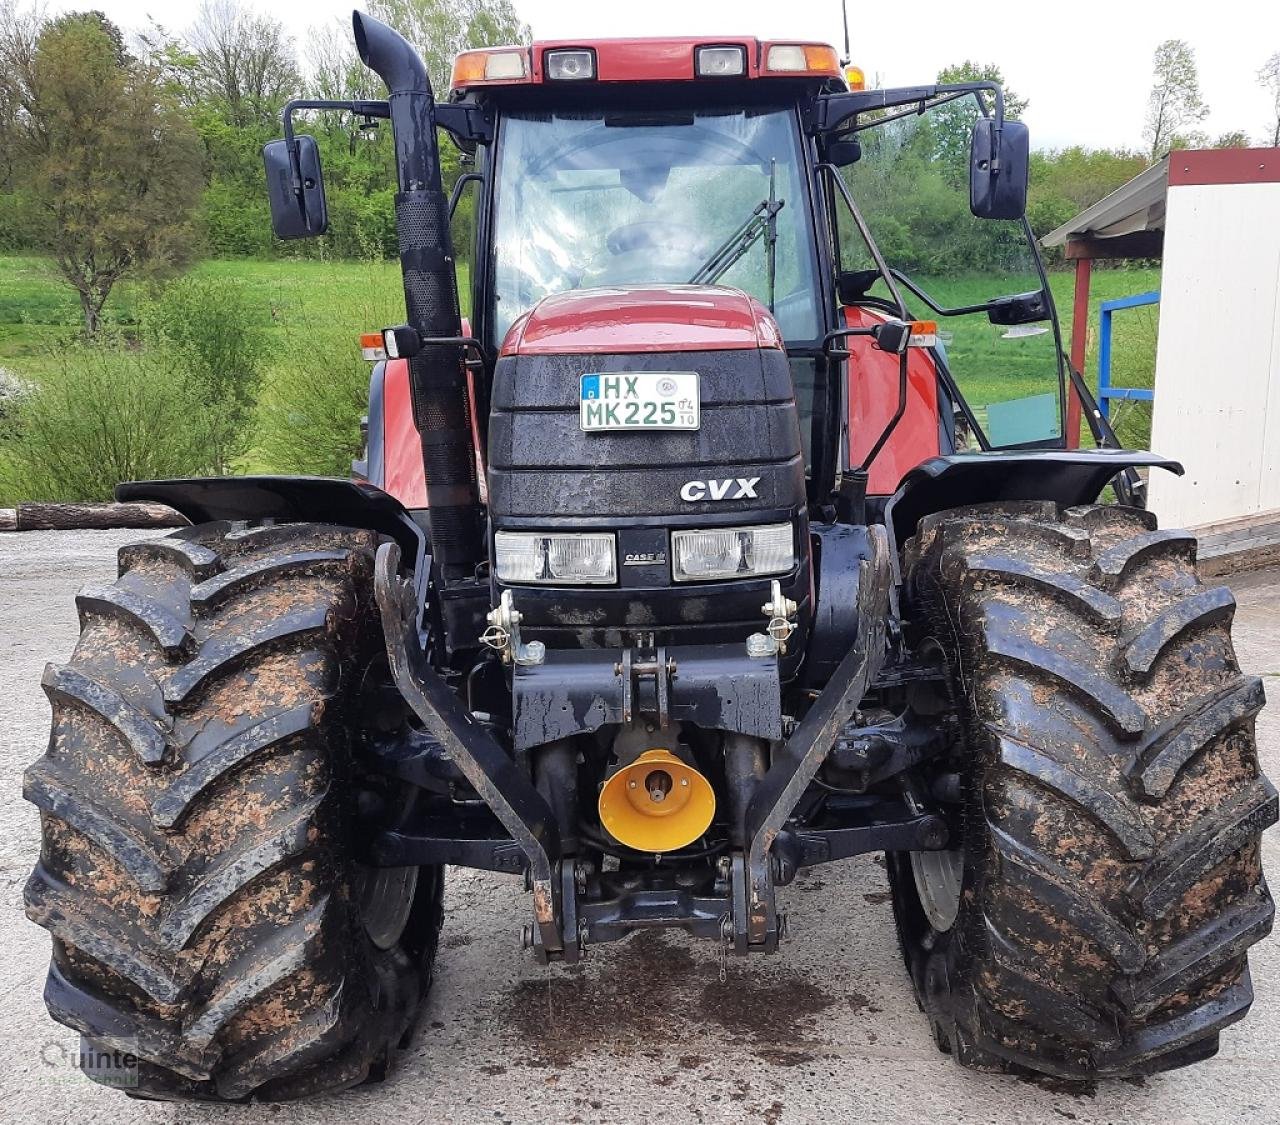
891, 501, 1275, 1078
24, 521, 442, 1101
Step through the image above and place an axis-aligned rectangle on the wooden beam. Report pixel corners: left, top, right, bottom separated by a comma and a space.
5, 502, 186, 532
1064, 230, 1164, 261
1067, 258, 1091, 449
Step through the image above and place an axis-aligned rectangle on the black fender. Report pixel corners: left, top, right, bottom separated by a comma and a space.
116, 476, 427, 566
883, 450, 1184, 579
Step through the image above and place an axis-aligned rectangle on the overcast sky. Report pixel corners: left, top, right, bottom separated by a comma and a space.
58, 0, 1280, 152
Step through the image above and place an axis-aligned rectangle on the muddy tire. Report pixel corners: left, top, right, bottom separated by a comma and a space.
24, 522, 443, 1101
890, 501, 1276, 1078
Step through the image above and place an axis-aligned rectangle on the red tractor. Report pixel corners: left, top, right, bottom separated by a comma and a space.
25, 11, 1274, 1101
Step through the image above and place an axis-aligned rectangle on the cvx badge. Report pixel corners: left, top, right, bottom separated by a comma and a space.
679, 477, 761, 502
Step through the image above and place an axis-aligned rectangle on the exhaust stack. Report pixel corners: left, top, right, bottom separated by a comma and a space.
353, 10, 483, 582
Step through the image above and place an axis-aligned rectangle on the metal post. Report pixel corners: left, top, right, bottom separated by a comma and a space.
1098, 300, 1114, 420
1068, 255, 1092, 448
1096, 290, 1160, 421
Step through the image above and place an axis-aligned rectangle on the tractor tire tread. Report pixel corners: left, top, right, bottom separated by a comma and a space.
895, 500, 1274, 1078
24, 521, 434, 1102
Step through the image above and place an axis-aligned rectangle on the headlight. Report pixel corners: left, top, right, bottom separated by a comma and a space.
494, 531, 616, 585
545, 48, 595, 80
695, 46, 746, 77
671, 523, 795, 583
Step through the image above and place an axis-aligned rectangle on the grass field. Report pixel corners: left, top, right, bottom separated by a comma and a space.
915, 269, 1160, 450
0, 253, 1160, 452
0, 256, 424, 383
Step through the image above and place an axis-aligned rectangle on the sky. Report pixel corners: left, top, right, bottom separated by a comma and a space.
52, 0, 1280, 152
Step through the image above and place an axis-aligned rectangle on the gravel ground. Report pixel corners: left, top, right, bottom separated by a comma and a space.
2, 529, 1279, 1125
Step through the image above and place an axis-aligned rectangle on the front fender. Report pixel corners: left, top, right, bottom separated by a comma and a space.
883, 450, 1184, 576
116, 476, 426, 563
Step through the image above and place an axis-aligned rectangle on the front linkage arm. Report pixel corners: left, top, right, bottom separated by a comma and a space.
374, 542, 569, 960
739, 524, 892, 951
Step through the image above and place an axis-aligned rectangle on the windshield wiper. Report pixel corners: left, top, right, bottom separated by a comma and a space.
688, 159, 783, 307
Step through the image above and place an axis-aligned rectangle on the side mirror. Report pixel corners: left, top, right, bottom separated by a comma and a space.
987, 289, 1048, 326
969, 118, 1029, 221
824, 138, 862, 167
263, 135, 329, 240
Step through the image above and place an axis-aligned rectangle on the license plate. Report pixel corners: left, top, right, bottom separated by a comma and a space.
580, 372, 700, 432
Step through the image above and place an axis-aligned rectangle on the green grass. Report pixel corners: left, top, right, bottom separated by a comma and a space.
0, 256, 464, 382
882, 267, 1161, 448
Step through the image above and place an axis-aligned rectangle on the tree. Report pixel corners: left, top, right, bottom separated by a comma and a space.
1212, 130, 1250, 149
0, 1, 37, 189
187, 0, 301, 128
0, 1, 42, 248
1260, 53, 1280, 147
1026, 146, 1148, 253
367, 0, 529, 98
936, 61, 1028, 120
929, 61, 1028, 187
1144, 39, 1208, 160
307, 16, 383, 101
7, 11, 204, 333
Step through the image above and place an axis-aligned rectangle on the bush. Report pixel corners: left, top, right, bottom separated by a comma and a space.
0, 346, 218, 503
255, 260, 405, 476
140, 274, 273, 472
199, 180, 276, 258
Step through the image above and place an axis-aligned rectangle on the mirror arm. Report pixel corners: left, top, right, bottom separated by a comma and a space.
280, 98, 392, 197
281, 98, 392, 126
817, 81, 1005, 136
840, 89, 971, 136
886, 269, 1026, 318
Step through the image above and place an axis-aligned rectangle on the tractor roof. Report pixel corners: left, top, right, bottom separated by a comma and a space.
449, 38, 856, 97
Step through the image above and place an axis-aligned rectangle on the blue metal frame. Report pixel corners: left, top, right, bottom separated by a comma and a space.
1097, 290, 1159, 418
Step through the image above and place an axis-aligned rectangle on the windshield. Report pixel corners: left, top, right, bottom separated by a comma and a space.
490, 106, 821, 344
835, 92, 1064, 448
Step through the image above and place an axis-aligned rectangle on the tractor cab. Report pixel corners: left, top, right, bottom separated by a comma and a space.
436, 37, 1098, 514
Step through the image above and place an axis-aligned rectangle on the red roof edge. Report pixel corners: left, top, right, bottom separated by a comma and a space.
1168, 148, 1280, 187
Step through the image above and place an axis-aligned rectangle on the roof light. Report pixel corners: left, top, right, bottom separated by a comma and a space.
844, 64, 866, 91
546, 48, 595, 80
764, 43, 841, 76
484, 50, 527, 79
695, 45, 746, 77
765, 45, 806, 72
451, 48, 528, 88
804, 45, 840, 73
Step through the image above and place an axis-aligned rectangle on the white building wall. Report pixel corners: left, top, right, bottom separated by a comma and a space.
1147, 181, 1280, 529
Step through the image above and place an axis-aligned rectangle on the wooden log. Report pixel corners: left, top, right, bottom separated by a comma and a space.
11, 501, 188, 532
0, 509, 16, 531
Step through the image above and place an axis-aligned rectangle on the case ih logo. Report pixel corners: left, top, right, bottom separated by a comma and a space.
679, 477, 760, 502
